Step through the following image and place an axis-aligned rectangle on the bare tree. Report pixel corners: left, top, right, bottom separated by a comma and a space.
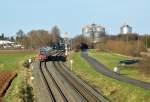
16, 29, 25, 45
27, 30, 51, 49
50, 26, 61, 43
15, 27, 62, 49
72, 35, 90, 51
16, 29, 24, 40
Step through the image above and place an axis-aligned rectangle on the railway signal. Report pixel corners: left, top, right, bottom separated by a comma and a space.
64, 32, 68, 56
70, 60, 73, 70
28, 58, 32, 64
65, 43, 68, 56
30, 76, 35, 80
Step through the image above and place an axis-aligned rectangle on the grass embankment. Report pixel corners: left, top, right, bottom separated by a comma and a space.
0, 51, 36, 102
69, 52, 150, 102
89, 50, 150, 83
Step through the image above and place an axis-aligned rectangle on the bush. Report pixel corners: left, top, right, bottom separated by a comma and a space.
95, 43, 108, 52
105, 39, 145, 56
19, 82, 34, 102
138, 57, 150, 75
23, 60, 30, 68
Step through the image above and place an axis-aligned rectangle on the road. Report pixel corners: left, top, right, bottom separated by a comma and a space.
32, 52, 109, 102
81, 52, 150, 90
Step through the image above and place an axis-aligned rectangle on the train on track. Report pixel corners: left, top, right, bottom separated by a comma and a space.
52, 43, 65, 51
38, 45, 66, 62
37, 48, 49, 61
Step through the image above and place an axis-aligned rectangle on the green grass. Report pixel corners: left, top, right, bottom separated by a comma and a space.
0, 51, 36, 71
0, 51, 37, 102
69, 52, 150, 102
88, 50, 150, 83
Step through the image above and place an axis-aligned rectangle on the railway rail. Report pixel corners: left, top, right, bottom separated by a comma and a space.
33, 51, 108, 102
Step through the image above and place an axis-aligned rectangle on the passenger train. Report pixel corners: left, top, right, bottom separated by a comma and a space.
38, 43, 66, 61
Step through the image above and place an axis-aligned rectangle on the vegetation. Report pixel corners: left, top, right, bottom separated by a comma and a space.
74, 34, 150, 57
19, 82, 34, 102
50, 26, 61, 43
15, 26, 61, 49
0, 33, 14, 41
0, 51, 36, 71
104, 39, 145, 56
91, 34, 147, 57
138, 57, 150, 75
22, 60, 30, 68
0, 51, 36, 102
72, 35, 91, 51
143, 34, 150, 48
69, 52, 150, 102
27, 30, 52, 49
89, 50, 150, 83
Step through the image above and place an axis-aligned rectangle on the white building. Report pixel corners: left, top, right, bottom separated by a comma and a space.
82, 23, 105, 43
120, 24, 132, 34
0, 40, 24, 49
0, 40, 14, 48
0, 40, 14, 45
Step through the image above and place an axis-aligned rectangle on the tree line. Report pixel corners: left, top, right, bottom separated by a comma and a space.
0, 33, 15, 41
72, 33, 150, 55
15, 26, 61, 49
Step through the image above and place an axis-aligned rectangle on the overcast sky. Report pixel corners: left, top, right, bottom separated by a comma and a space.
0, 0, 149, 37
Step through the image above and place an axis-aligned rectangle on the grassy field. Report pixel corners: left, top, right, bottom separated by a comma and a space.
69, 52, 150, 102
88, 50, 150, 83
0, 50, 36, 102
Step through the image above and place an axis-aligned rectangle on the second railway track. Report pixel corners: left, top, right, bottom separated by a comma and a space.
40, 62, 68, 102
33, 51, 109, 102
52, 61, 108, 102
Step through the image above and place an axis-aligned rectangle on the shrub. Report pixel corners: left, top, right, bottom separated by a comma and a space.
95, 43, 108, 52
138, 57, 150, 75
105, 39, 145, 56
23, 60, 30, 68
19, 82, 34, 102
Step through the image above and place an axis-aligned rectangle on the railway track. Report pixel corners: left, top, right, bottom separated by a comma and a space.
40, 62, 68, 102
33, 51, 108, 102
52, 61, 108, 102
39, 62, 56, 102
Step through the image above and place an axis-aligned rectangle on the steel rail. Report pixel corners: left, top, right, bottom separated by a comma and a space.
39, 62, 56, 102
43, 62, 68, 102
52, 61, 108, 102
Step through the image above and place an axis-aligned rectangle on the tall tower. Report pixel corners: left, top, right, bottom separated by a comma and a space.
120, 24, 132, 34
82, 23, 105, 43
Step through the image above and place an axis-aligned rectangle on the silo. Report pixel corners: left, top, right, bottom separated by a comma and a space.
120, 24, 132, 34
82, 25, 92, 40
82, 24, 106, 43
94, 25, 105, 43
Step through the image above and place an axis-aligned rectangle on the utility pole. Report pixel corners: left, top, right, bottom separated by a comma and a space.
30, 36, 32, 51
91, 23, 96, 48
70, 38, 73, 51
64, 32, 68, 56
137, 34, 140, 53
126, 34, 129, 43
146, 34, 148, 50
